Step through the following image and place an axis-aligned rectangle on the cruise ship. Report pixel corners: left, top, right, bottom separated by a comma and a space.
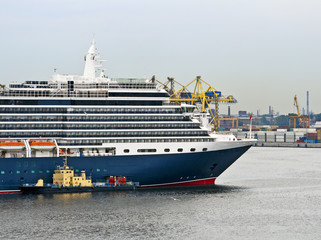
0, 40, 255, 193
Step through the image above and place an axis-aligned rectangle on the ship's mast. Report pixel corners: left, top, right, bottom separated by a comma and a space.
63, 155, 69, 170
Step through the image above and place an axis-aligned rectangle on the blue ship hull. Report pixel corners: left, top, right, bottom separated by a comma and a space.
0, 145, 251, 191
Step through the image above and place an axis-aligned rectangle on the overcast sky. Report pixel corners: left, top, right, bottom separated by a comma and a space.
1, 0, 321, 115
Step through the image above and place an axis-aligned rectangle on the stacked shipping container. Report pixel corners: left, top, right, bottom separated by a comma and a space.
232, 129, 320, 144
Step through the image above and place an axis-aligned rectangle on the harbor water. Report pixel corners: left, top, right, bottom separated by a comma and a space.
1, 147, 321, 240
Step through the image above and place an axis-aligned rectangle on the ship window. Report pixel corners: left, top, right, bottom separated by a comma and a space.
75, 169, 79, 173
103, 168, 107, 172
1, 171, 5, 174
177, 148, 183, 152
190, 148, 196, 152
39, 170, 43, 174
164, 148, 170, 152
16, 170, 20, 174
137, 149, 157, 153
46, 170, 50, 173
124, 149, 130, 153
31, 170, 35, 174
24, 170, 28, 173
202, 148, 208, 151
97, 169, 100, 172
9, 170, 13, 174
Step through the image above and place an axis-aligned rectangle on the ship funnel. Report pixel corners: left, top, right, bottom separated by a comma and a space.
200, 113, 209, 129
83, 39, 98, 79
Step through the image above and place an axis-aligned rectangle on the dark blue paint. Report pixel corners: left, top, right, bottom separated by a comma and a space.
0, 145, 251, 190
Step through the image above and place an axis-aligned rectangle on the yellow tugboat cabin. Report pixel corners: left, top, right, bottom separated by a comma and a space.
52, 156, 93, 187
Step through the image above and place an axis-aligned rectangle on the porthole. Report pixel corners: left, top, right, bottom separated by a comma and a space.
190, 148, 196, 152
124, 149, 130, 153
164, 148, 170, 152
177, 148, 183, 152
202, 148, 208, 152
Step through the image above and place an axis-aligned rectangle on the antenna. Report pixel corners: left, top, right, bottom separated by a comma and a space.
307, 91, 309, 116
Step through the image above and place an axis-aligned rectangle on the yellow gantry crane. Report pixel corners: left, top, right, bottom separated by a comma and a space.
158, 76, 237, 131
289, 95, 310, 128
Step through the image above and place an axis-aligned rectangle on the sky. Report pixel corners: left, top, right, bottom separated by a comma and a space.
1, 0, 321, 115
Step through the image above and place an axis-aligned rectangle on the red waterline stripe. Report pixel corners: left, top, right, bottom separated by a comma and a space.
0, 190, 21, 194
141, 177, 216, 188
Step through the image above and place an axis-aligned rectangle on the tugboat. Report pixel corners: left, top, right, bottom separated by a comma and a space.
19, 156, 139, 194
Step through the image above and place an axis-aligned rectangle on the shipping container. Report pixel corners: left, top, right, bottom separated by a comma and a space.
266, 136, 275, 142
276, 133, 285, 137
295, 132, 305, 141
285, 133, 295, 141
230, 128, 241, 133
305, 139, 318, 143
307, 133, 318, 137
285, 138, 295, 143
276, 135, 284, 138
277, 129, 287, 132
293, 128, 316, 133
307, 137, 318, 140
276, 138, 285, 143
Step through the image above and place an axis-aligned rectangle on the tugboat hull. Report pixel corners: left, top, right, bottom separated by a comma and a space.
20, 185, 137, 194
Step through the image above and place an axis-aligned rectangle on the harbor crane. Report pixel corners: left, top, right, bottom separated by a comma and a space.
289, 95, 310, 128
158, 76, 237, 131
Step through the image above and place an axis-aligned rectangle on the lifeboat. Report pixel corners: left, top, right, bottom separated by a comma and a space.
59, 148, 74, 156
29, 140, 56, 150
0, 141, 25, 150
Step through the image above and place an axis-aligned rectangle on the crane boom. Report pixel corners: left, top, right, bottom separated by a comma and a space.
294, 95, 301, 117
